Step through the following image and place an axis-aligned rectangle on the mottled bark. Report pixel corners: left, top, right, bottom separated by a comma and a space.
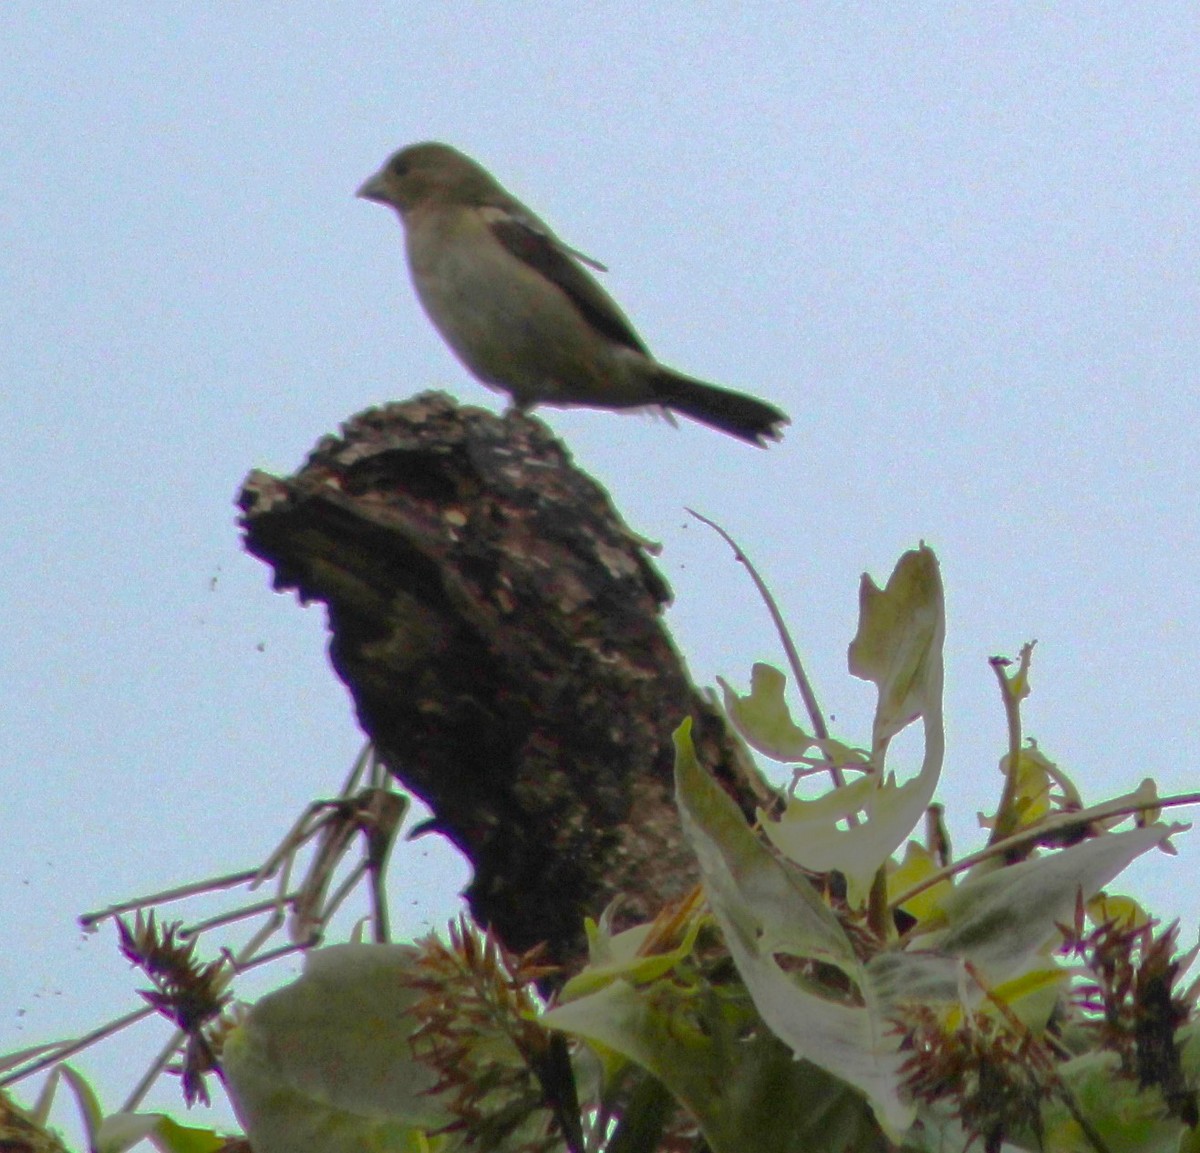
238, 393, 761, 966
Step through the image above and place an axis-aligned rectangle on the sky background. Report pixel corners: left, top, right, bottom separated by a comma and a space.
3, 4, 1198, 1142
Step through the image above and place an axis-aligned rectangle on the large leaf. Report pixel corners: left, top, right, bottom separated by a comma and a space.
673, 720, 913, 1136
221, 943, 453, 1153
545, 978, 890, 1153
928, 821, 1187, 984
760, 547, 946, 902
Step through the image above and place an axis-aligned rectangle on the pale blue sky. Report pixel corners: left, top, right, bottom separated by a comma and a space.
3, 4, 1198, 1139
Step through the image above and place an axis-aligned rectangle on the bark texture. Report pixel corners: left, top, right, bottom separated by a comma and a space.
238, 393, 761, 966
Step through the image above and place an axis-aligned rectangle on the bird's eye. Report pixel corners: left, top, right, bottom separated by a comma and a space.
389, 156, 410, 178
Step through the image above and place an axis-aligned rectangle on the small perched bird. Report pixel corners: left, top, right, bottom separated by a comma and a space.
357, 143, 788, 446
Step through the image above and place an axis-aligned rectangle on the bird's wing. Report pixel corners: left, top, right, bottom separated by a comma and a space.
481, 206, 650, 356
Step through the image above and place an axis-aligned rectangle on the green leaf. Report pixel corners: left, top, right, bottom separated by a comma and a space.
561, 909, 703, 1000
887, 841, 953, 923
986, 744, 1055, 830
930, 822, 1188, 984
545, 978, 890, 1153
761, 547, 946, 902
94, 1111, 164, 1153
145, 1117, 229, 1153
673, 719, 913, 1137
760, 770, 941, 908
221, 943, 454, 1153
95, 1113, 228, 1153
718, 664, 813, 761
1038, 1048, 1189, 1153
58, 1065, 105, 1149
847, 544, 945, 751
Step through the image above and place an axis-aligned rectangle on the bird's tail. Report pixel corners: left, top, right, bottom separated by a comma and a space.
650, 369, 789, 446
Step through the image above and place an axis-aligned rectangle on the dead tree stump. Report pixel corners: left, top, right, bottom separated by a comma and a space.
238, 393, 760, 966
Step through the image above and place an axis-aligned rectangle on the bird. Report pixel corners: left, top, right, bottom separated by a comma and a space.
356, 142, 788, 446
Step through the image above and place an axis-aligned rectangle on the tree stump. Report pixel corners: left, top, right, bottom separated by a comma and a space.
238, 393, 761, 966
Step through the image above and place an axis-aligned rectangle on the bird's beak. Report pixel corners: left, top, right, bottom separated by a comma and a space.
356, 170, 390, 204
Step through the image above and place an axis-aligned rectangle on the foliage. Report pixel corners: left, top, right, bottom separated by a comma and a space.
4, 544, 1199, 1152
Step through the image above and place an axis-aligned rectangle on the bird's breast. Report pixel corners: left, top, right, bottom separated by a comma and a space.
403, 209, 638, 407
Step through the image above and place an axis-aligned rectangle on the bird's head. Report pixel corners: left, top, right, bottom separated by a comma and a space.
356, 142, 503, 214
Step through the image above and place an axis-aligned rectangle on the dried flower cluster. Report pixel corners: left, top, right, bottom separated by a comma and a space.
401, 916, 577, 1153
116, 913, 231, 1105
897, 1000, 1054, 1153
893, 904, 1199, 1153
1060, 904, 1198, 1125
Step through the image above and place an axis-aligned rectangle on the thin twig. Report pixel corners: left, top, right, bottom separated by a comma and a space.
79, 870, 261, 931
0, 1006, 155, 1088
121, 1026, 188, 1113
179, 891, 301, 940
988, 643, 1034, 846
687, 509, 839, 785
892, 790, 1200, 912
11, 744, 407, 1107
